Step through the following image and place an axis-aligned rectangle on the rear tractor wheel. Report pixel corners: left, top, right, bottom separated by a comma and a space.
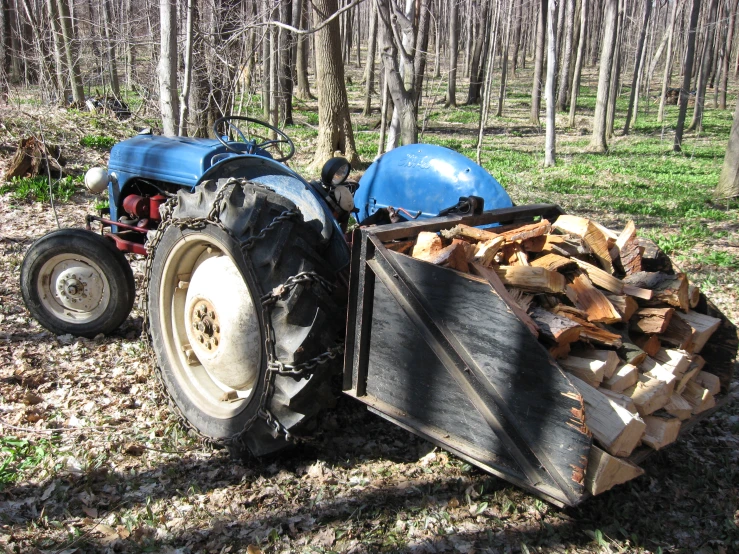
147, 181, 343, 457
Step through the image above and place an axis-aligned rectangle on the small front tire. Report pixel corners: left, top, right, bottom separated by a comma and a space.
20, 229, 136, 337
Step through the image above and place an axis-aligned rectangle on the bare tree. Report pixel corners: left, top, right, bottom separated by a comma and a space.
716, 94, 739, 197
56, 0, 84, 104
623, 0, 653, 134
362, 2, 378, 115
658, 0, 681, 123
102, 0, 120, 97
496, 0, 514, 117
544, 0, 558, 167
567, 0, 587, 127
555, 0, 574, 111
295, 0, 313, 100
530, 0, 546, 124
674, 0, 702, 152
689, 0, 719, 133
158, 0, 179, 136
588, 0, 618, 153
719, 0, 738, 109
310, 0, 360, 170
445, 0, 460, 107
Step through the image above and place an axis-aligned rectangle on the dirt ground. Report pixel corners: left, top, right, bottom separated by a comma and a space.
1, 102, 739, 554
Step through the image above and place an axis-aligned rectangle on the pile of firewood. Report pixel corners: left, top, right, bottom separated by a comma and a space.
403, 214, 725, 496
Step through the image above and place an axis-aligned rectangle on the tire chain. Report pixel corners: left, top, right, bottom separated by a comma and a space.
140, 178, 344, 451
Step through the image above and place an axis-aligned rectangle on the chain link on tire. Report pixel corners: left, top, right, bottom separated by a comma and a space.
142, 177, 343, 450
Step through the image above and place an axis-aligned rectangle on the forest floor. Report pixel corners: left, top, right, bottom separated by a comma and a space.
1, 66, 739, 553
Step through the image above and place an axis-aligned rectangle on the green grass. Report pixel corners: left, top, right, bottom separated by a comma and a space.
0, 436, 54, 490
0, 175, 80, 203
80, 134, 116, 149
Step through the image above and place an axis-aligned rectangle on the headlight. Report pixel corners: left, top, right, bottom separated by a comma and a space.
84, 167, 109, 194
321, 157, 351, 187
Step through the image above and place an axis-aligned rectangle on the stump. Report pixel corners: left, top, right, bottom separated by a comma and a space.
4, 137, 66, 180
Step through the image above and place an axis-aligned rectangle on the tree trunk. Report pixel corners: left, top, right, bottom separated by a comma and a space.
0, 0, 7, 98
623, 0, 653, 134
56, 0, 84, 104
278, 0, 293, 125
45, 0, 68, 103
719, 0, 738, 109
310, 0, 360, 170
475, 0, 500, 165
567, 0, 587, 127
588, 0, 618, 152
466, 0, 489, 105
511, 0, 523, 74
158, 0, 179, 136
689, 0, 719, 132
295, 0, 313, 100
362, 2, 378, 115
179, 0, 195, 136
262, 0, 271, 119
556, 0, 574, 111
496, 0, 514, 117
716, 94, 739, 197
102, 0, 120, 97
530, 0, 547, 124
674, 0, 702, 152
413, 0, 432, 116
445, 0, 460, 107
605, 0, 624, 140
544, 0, 558, 167
658, 0, 680, 123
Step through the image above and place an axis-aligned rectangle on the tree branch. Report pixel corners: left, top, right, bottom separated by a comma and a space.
257, 0, 367, 35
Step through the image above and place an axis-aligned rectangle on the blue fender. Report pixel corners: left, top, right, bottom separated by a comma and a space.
355, 144, 512, 221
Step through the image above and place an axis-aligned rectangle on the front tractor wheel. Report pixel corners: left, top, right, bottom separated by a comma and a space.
148, 181, 342, 457
20, 229, 136, 337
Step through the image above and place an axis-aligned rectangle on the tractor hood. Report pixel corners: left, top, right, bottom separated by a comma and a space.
108, 134, 241, 186
356, 144, 513, 221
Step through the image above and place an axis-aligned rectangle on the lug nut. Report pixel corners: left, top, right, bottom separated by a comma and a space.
213, 337, 219, 346
198, 334, 204, 343
209, 311, 215, 318
214, 325, 220, 333
205, 341, 212, 350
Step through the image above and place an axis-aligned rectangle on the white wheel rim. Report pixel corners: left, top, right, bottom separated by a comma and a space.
37, 254, 110, 324
158, 233, 261, 419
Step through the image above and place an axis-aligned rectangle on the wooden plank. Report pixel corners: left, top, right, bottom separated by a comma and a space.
630, 307, 674, 334
585, 446, 644, 496
674, 310, 722, 354
495, 266, 566, 294
553, 215, 614, 273
566, 272, 622, 324
569, 375, 646, 457
470, 263, 539, 338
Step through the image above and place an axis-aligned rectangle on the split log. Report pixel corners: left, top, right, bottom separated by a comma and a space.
674, 310, 722, 354
386, 240, 415, 255
499, 220, 552, 242
676, 356, 705, 395
642, 415, 681, 450
569, 375, 646, 457
472, 237, 506, 266
554, 307, 623, 347
566, 273, 622, 324
633, 334, 661, 357
470, 263, 539, 338
636, 238, 672, 273
494, 266, 566, 294
615, 221, 643, 276
630, 307, 674, 335
549, 343, 571, 359
681, 381, 716, 414
553, 215, 614, 273
530, 307, 581, 344
602, 363, 639, 393
412, 232, 443, 261
606, 294, 639, 321
572, 259, 652, 299
427, 242, 469, 273
500, 242, 530, 265
688, 285, 701, 308
693, 371, 721, 395
521, 233, 568, 253
622, 272, 689, 311
560, 357, 607, 387
4, 136, 66, 180
659, 315, 694, 351
530, 253, 576, 272
585, 446, 644, 496
599, 388, 638, 413
652, 348, 691, 377
624, 375, 673, 416
642, 363, 678, 392
570, 349, 620, 379
606, 325, 647, 366
441, 224, 500, 242
663, 393, 693, 420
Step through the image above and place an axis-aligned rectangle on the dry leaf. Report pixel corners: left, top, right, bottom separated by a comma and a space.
124, 443, 145, 456
246, 546, 263, 554
22, 391, 43, 405
82, 506, 98, 518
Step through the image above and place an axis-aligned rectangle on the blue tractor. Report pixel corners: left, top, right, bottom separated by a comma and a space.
23, 117, 729, 506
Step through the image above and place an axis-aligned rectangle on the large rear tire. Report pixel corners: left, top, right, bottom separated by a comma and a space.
20, 229, 136, 337
148, 181, 342, 457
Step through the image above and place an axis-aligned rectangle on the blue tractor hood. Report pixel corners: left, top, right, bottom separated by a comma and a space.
355, 144, 512, 221
108, 134, 242, 186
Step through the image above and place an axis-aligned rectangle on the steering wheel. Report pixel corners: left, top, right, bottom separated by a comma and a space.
212, 116, 296, 162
